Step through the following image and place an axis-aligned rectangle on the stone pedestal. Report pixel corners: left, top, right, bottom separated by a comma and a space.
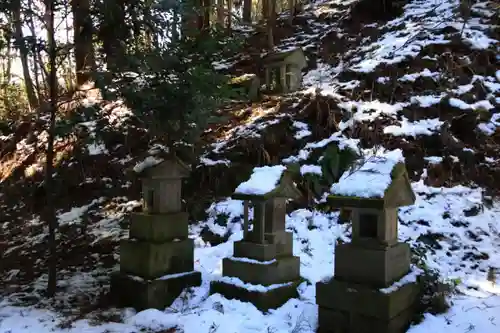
210, 231, 301, 311
111, 271, 201, 311
210, 239, 301, 311
316, 278, 417, 333
211, 279, 300, 312
334, 242, 411, 288
112, 212, 201, 310
317, 240, 417, 333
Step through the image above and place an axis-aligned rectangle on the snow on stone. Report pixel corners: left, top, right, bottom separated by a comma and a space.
330, 149, 404, 198
383, 118, 443, 138
234, 165, 286, 196
214, 276, 293, 293
300, 165, 323, 176
380, 266, 423, 294
133, 156, 163, 173
158, 271, 198, 281
227, 257, 277, 265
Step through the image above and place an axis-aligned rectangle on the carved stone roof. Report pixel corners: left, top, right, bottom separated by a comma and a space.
328, 162, 416, 209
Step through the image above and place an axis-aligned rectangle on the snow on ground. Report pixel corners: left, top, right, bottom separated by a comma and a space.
350, 0, 497, 73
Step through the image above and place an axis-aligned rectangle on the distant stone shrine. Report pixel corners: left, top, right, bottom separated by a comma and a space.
261, 47, 307, 93
210, 165, 303, 311
316, 159, 418, 333
111, 155, 201, 310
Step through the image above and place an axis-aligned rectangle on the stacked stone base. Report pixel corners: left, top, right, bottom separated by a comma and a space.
112, 271, 201, 310
210, 239, 301, 311
211, 279, 300, 312
316, 278, 418, 333
112, 212, 201, 310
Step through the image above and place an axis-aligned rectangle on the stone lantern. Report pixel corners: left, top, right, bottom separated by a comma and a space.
111, 155, 201, 310
316, 160, 419, 333
210, 165, 303, 311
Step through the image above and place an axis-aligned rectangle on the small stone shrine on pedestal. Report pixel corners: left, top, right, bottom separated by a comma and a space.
111, 155, 201, 310
316, 155, 419, 333
210, 165, 303, 311
261, 47, 307, 93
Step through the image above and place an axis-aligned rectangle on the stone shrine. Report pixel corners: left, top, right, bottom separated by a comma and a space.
261, 47, 307, 93
316, 160, 418, 333
210, 165, 303, 311
111, 155, 201, 310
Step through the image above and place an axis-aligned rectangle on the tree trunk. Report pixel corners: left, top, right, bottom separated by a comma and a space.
243, 0, 251, 23
288, 0, 294, 24
12, 0, 39, 111
1, 36, 13, 115
227, 0, 232, 32
44, 0, 58, 298
203, 0, 211, 31
26, 0, 47, 106
217, 0, 225, 26
65, 5, 75, 91
102, 1, 127, 71
4, 41, 11, 81
72, 0, 95, 87
180, 1, 198, 39
196, 0, 204, 31
262, 0, 267, 19
143, 6, 154, 50
172, 6, 179, 42
266, 0, 275, 50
